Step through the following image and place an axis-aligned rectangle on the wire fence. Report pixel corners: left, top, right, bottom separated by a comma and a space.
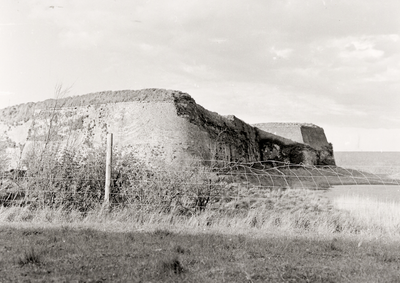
1, 156, 399, 211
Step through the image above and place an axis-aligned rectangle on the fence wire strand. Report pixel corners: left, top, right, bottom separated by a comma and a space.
1, 159, 400, 209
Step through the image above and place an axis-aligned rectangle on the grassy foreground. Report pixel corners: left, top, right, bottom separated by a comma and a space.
2, 188, 400, 282
1, 225, 400, 282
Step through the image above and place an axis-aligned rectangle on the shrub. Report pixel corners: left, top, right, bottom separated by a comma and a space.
15, 144, 223, 214
109, 152, 223, 213
20, 146, 106, 212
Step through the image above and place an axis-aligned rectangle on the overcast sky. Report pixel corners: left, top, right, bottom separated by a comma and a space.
1, 0, 399, 151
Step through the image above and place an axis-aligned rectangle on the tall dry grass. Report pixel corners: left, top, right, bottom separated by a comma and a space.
0, 189, 366, 238
4, 187, 400, 240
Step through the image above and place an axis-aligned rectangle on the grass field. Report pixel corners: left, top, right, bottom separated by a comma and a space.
1, 224, 400, 282
2, 185, 400, 282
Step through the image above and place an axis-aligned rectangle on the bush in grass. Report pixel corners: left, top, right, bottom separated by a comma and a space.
21, 145, 106, 211
110, 152, 223, 214
17, 144, 223, 214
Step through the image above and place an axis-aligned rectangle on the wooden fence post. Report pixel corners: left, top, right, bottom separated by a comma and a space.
104, 133, 113, 205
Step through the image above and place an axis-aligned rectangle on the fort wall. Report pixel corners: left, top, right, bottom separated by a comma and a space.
0, 89, 336, 168
253, 122, 330, 150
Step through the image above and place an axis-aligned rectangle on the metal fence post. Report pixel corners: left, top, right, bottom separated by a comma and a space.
104, 133, 113, 205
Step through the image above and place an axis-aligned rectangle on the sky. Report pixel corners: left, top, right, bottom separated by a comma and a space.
0, 0, 399, 151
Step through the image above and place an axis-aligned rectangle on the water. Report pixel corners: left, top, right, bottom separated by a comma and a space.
325, 185, 400, 203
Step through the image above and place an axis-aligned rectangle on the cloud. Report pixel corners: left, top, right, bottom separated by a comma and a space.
27, 1, 137, 49
270, 47, 293, 59
4, 0, 399, 133
366, 67, 400, 83
327, 36, 387, 61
